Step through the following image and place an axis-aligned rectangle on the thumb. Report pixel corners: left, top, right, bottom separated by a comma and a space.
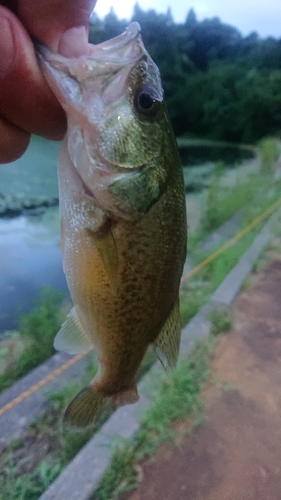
18, 0, 97, 56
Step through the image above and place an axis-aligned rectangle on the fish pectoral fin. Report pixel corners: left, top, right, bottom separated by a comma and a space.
54, 307, 93, 355
88, 226, 119, 295
153, 299, 181, 371
63, 385, 108, 429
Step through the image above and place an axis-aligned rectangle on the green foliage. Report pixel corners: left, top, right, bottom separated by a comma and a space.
0, 288, 63, 392
210, 309, 233, 335
259, 138, 279, 174
0, 456, 62, 500
89, 6, 281, 143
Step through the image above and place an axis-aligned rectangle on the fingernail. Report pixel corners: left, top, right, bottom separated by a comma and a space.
0, 17, 14, 75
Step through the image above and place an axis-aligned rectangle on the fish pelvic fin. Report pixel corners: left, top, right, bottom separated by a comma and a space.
54, 307, 93, 354
153, 299, 181, 371
63, 386, 108, 429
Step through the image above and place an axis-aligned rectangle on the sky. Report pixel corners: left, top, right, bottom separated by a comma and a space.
94, 0, 281, 38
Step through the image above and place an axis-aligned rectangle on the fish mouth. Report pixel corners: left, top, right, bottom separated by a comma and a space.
88, 22, 141, 58
36, 22, 143, 82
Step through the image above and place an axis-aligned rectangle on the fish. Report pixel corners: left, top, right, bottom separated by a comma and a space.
38, 22, 187, 429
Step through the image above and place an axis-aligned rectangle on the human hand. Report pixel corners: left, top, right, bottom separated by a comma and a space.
0, 0, 96, 163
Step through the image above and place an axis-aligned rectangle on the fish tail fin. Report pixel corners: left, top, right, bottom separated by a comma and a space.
63, 385, 108, 429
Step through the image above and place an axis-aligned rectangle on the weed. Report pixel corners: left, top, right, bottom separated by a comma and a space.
0, 456, 63, 500
9, 438, 23, 451
0, 288, 63, 392
201, 160, 279, 233
210, 309, 232, 335
259, 137, 279, 175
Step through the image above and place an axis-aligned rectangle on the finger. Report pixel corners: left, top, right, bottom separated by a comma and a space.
0, 116, 30, 163
18, 0, 97, 55
0, 7, 66, 139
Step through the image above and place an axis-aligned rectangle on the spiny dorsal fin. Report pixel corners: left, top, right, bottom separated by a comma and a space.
54, 307, 93, 354
153, 299, 181, 371
88, 227, 119, 295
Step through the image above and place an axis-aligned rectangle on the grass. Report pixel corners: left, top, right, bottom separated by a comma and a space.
203, 169, 264, 232
259, 137, 279, 175
210, 309, 233, 335
92, 338, 215, 500
179, 230, 259, 326
0, 288, 64, 393
200, 139, 280, 234
0, 457, 63, 500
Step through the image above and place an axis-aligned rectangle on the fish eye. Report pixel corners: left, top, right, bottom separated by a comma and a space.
134, 85, 160, 116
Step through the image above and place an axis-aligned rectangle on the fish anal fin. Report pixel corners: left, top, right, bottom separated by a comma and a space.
87, 226, 119, 295
153, 299, 181, 371
63, 385, 108, 429
54, 307, 93, 354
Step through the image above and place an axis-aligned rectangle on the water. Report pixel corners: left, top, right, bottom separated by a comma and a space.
0, 136, 67, 334
0, 135, 60, 200
0, 209, 68, 333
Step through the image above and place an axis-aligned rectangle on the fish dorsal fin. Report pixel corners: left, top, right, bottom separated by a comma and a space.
153, 299, 181, 371
88, 227, 119, 295
54, 307, 93, 354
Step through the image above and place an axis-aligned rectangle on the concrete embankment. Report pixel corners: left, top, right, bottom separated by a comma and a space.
39, 209, 280, 500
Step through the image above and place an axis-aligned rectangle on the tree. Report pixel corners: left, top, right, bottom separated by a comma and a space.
88, 5, 281, 143
185, 8, 197, 29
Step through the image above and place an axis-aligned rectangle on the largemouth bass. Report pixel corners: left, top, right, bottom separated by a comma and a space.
38, 22, 187, 428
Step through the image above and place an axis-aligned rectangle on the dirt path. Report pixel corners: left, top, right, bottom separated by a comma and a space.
121, 255, 281, 500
